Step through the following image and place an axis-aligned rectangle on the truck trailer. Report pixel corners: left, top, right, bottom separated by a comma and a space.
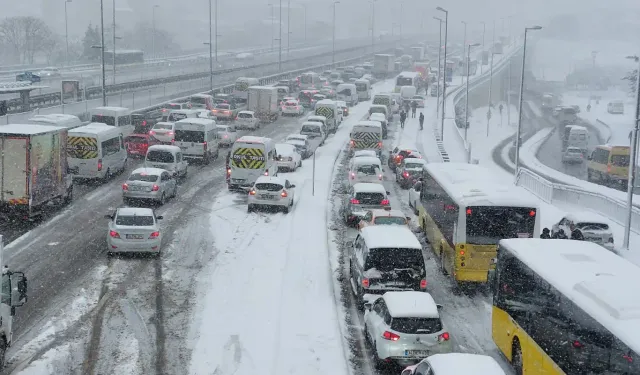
247, 86, 279, 123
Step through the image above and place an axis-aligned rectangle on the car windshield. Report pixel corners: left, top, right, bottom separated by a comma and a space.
275, 146, 293, 155
285, 102, 297, 107
577, 222, 609, 231
115, 215, 155, 226
146, 150, 174, 163
129, 173, 159, 182
404, 163, 423, 169
175, 130, 205, 143
191, 97, 207, 106
255, 183, 283, 191
238, 113, 253, 119
91, 115, 115, 125
165, 104, 181, 110
125, 136, 147, 144
153, 124, 172, 130
365, 248, 424, 272
354, 192, 385, 204
301, 125, 320, 133
216, 104, 230, 110
356, 165, 379, 175
373, 216, 406, 225
391, 318, 442, 334
168, 113, 189, 122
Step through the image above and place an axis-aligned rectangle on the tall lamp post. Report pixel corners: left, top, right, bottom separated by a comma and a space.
480, 21, 486, 74
64, 0, 72, 67
268, 4, 275, 51
465, 43, 481, 163
436, 6, 448, 141
287, 0, 291, 59
370, 0, 377, 55
215, 0, 219, 63
588, 51, 598, 107
279, 0, 282, 71
623, 55, 640, 249
461, 21, 467, 84
513, 26, 542, 181
207, 0, 213, 92
332, 1, 340, 66
93, 0, 107, 106
112, 0, 117, 85
433, 16, 443, 119
152, 5, 159, 59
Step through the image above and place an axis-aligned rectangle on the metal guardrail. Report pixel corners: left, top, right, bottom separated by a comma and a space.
2, 41, 383, 114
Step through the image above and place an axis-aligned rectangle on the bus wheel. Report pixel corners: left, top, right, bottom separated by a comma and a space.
512, 341, 523, 375
440, 247, 448, 276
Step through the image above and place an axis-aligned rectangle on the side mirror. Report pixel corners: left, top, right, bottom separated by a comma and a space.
386, 191, 391, 196
436, 304, 443, 310
10, 271, 27, 308
290, 184, 296, 188
364, 302, 372, 311
104, 214, 113, 220
406, 216, 411, 221
157, 215, 164, 220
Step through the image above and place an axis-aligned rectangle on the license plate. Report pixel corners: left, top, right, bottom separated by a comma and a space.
180, 147, 187, 151
154, 164, 165, 168
126, 234, 144, 239
405, 350, 429, 357
128, 186, 142, 191
260, 195, 275, 200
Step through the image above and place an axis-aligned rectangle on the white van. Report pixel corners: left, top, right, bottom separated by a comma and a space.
336, 83, 359, 106
314, 99, 340, 132
145, 145, 188, 177
233, 77, 260, 102
228, 136, 278, 191
173, 118, 219, 164
90, 106, 133, 137
190, 94, 215, 110
28, 114, 83, 129
299, 72, 321, 90
355, 79, 371, 101
67, 122, 127, 180
350, 121, 383, 157
400, 85, 417, 102
568, 125, 589, 152
162, 109, 201, 122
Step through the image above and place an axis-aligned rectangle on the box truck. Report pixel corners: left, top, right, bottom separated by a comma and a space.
247, 86, 279, 122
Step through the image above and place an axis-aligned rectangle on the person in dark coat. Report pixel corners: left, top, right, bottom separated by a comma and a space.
540, 228, 551, 239
411, 100, 418, 118
399, 110, 407, 128
570, 224, 584, 240
551, 229, 568, 239
419, 112, 425, 130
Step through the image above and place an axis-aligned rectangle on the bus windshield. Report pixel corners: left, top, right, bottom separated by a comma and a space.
396, 77, 413, 86
466, 206, 536, 245
91, 115, 115, 126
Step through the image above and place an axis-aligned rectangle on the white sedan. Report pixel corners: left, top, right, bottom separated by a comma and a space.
281, 100, 305, 116
105, 207, 163, 255
275, 143, 302, 172
248, 176, 296, 213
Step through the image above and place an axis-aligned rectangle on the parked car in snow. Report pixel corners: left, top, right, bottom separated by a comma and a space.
348, 156, 384, 187
235, 111, 260, 130
551, 212, 615, 250
122, 167, 177, 205
340, 183, 390, 225
395, 158, 428, 188
105, 207, 164, 255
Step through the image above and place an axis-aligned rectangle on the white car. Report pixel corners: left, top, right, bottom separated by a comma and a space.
122, 167, 177, 205
401, 354, 506, 375
411, 95, 426, 108
280, 96, 296, 106
281, 100, 305, 116
37, 67, 61, 77
105, 207, 163, 255
285, 138, 312, 159
551, 212, 615, 250
247, 176, 296, 213
217, 124, 239, 147
286, 133, 309, 143
348, 156, 383, 186
149, 122, 175, 144
353, 150, 379, 160
235, 110, 260, 130
364, 292, 452, 368
275, 143, 302, 172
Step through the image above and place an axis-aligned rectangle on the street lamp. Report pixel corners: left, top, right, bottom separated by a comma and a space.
207, 0, 213, 92
436, 6, 448, 141
152, 5, 159, 59
465, 43, 481, 163
589, 51, 598, 107
95, 0, 106, 106
461, 21, 467, 84
112, 0, 117, 85
215, 0, 218, 63
268, 4, 275, 51
513, 26, 542, 181
64, 0, 72, 67
480, 21, 486, 74
332, 1, 340, 66
287, 0, 291, 59
623, 55, 640, 249
370, 0, 378, 56
433, 16, 443, 119
279, 0, 282, 71
486, 50, 501, 136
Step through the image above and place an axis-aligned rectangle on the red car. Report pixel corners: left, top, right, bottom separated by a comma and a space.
124, 134, 156, 157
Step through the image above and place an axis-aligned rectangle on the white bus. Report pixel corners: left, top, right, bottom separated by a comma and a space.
492, 238, 640, 375
394, 71, 421, 93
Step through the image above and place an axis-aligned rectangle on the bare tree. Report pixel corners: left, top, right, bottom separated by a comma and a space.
0, 16, 55, 64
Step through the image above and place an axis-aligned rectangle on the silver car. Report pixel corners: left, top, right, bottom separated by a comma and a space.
562, 147, 584, 164
122, 167, 177, 205
105, 207, 163, 255
340, 183, 390, 225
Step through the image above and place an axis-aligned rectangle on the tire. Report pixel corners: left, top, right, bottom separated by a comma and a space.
159, 193, 166, 205
283, 205, 290, 214
0, 336, 7, 369
64, 186, 73, 205
512, 342, 523, 375
204, 153, 211, 165
102, 168, 111, 182
440, 247, 449, 276
247, 204, 254, 213
172, 185, 178, 198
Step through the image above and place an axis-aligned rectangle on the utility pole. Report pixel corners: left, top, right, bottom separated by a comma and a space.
303, 4, 307, 43
480, 21, 485, 74
269, 4, 274, 51
208, 0, 213, 91
112, 0, 116, 85
370, 0, 376, 55
461, 21, 467, 84
623, 55, 640, 250
65, 0, 71, 67
279, 0, 282, 71
436, 6, 448, 141
332, 2, 340, 67
589, 51, 598, 107
152, 5, 159, 59
215, 0, 218, 63
465, 43, 480, 162
287, 0, 290, 59
100, 0, 106, 106
433, 16, 442, 119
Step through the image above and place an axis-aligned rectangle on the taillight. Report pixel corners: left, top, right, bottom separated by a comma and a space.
281, 190, 288, 197
227, 168, 231, 175
403, 171, 409, 178
361, 278, 369, 288
149, 231, 160, 239
529, 210, 536, 217
378, 174, 383, 180
167, 131, 174, 136
350, 172, 355, 179
383, 331, 400, 341
350, 198, 360, 204
377, 141, 383, 147
109, 230, 120, 238
142, 120, 147, 126
420, 279, 427, 289
249, 189, 256, 195
224, 135, 228, 138
438, 332, 450, 342
235, 116, 238, 120
350, 140, 355, 147
149, 130, 156, 135
97, 159, 103, 171
122, 183, 128, 190
152, 184, 160, 191
607, 163, 612, 173
203, 141, 207, 151
573, 340, 584, 348
381, 199, 389, 205
264, 171, 269, 176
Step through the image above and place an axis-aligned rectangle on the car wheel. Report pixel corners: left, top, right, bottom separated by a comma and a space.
283, 205, 289, 214
247, 204, 254, 213
159, 193, 166, 205
512, 341, 523, 375
172, 185, 178, 198
64, 186, 73, 205
102, 168, 111, 182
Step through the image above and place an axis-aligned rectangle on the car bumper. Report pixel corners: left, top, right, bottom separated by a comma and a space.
184, 153, 206, 160
248, 196, 288, 207
123, 190, 163, 200
236, 122, 257, 129
152, 135, 173, 143
107, 237, 161, 253
219, 139, 234, 146
282, 110, 301, 115
378, 341, 453, 364
277, 160, 296, 170
349, 178, 383, 186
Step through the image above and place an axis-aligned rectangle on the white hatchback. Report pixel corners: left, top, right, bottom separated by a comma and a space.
402, 353, 505, 375
348, 156, 383, 186
105, 207, 163, 255
281, 100, 305, 116
216, 124, 238, 147
247, 176, 296, 213
236, 111, 260, 130
149, 122, 175, 144
275, 143, 302, 172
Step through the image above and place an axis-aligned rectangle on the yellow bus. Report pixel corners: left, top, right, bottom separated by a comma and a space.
492, 238, 640, 375
414, 163, 540, 284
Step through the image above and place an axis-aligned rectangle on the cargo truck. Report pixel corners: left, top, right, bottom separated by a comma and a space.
0, 234, 28, 368
247, 86, 279, 123
410, 46, 425, 61
373, 54, 395, 78
0, 124, 73, 220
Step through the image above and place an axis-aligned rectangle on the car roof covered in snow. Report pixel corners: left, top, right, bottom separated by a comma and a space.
286, 139, 306, 146
359, 226, 422, 250
427, 353, 505, 374
254, 176, 286, 185
352, 183, 386, 194
0, 123, 66, 135
307, 115, 327, 121
383, 291, 439, 318
236, 135, 271, 144
351, 156, 382, 166
425, 163, 539, 208
131, 167, 165, 176
562, 211, 611, 225
355, 121, 382, 128
147, 145, 181, 153
353, 150, 378, 158
116, 207, 155, 217
275, 143, 296, 153
499, 238, 640, 354
287, 133, 308, 140
238, 110, 255, 115
369, 113, 386, 119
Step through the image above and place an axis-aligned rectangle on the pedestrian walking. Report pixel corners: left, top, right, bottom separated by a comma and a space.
540, 228, 551, 239
400, 110, 407, 128
411, 101, 418, 118
419, 112, 424, 130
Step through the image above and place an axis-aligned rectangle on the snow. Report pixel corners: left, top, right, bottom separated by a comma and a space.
359, 226, 421, 250
353, 182, 387, 194
427, 353, 506, 374
383, 291, 439, 319
563, 210, 614, 225
351, 156, 382, 167
0, 123, 66, 135
236, 135, 272, 144
501, 238, 640, 355
353, 150, 377, 158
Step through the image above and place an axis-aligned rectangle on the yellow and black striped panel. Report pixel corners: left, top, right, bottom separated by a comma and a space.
315, 106, 334, 119
231, 147, 266, 169
352, 132, 381, 149
67, 136, 98, 159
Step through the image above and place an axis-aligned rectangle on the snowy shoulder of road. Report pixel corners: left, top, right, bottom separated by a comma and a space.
561, 90, 634, 146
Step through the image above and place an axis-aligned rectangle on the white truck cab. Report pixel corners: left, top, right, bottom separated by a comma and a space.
0, 235, 28, 367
